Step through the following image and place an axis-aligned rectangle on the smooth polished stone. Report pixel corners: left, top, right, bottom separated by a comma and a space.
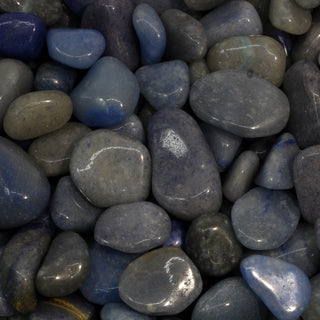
148, 108, 222, 221
70, 129, 151, 208
232, 187, 300, 250
184, 0, 226, 11
135, 60, 189, 110
161, 9, 207, 62
119, 246, 202, 315
294, 0, 320, 9
255, 133, 300, 190
223, 151, 260, 202
47, 28, 105, 69
4, 90, 73, 140
192, 276, 267, 320
1, 214, 55, 314
70, 57, 140, 127
269, 0, 312, 35
294, 145, 320, 223
163, 220, 186, 249
81, 0, 140, 71
133, 4, 166, 65
28, 122, 91, 177
200, 1, 262, 48
95, 201, 171, 253
241, 255, 311, 320
207, 35, 286, 87
0, 137, 50, 229
190, 70, 290, 138
80, 242, 138, 305
0, 13, 46, 61
246, 0, 270, 23
186, 213, 243, 277
302, 273, 320, 320
64, 0, 94, 15
36, 231, 89, 297
189, 59, 209, 85
0, 59, 33, 128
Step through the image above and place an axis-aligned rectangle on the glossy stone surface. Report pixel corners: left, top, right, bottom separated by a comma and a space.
4, 90, 73, 140
223, 151, 260, 202
192, 276, 267, 320
161, 9, 207, 62
28, 122, 91, 177
135, 60, 189, 110
70, 57, 140, 127
133, 4, 166, 65
269, 0, 312, 35
80, 242, 138, 305
207, 35, 286, 87
295, 0, 320, 8
241, 255, 311, 320
189, 59, 209, 85
70, 129, 151, 208
119, 246, 202, 315
0, 137, 50, 229
184, 0, 225, 11
232, 187, 300, 250
200, 1, 262, 48
0, 13, 46, 61
148, 108, 222, 221
190, 70, 290, 138
302, 273, 320, 320
81, 0, 140, 71
163, 220, 186, 249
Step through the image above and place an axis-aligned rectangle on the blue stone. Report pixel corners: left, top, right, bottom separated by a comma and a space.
163, 220, 186, 249
231, 187, 300, 250
302, 272, 320, 320
70, 56, 140, 127
0, 13, 46, 61
133, 3, 166, 65
47, 28, 106, 69
63, 0, 94, 15
135, 60, 189, 110
255, 132, 300, 190
241, 255, 311, 320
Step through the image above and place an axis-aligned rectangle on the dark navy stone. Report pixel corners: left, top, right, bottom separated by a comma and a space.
241, 255, 311, 320
63, 0, 94, 15
0, 13, 46, 61
163, 220, 186, 249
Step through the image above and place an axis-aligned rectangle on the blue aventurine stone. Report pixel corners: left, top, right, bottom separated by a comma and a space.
163, 220, 186, 249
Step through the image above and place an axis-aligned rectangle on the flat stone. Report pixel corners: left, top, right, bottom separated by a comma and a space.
189, 59, 209, 85
207, 35, 286, 87
135, 60, 189, 110
192, 276, 268, 320
119, 246, 202, 316
302, 273, 320, 320
148, 108, 222, 221
185, 213, 243, 276
184, 0, 226, 11
241, 255, 311, 320
294, 0, 320, 9
70, 57, 140, 127
70, 129, 151, 208
231, 187, 300, 250
163, 220, 186, 249
4, 90, 73, 140
190, 70, 290, 138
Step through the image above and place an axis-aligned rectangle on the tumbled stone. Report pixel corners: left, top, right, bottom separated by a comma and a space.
207, 35, 286, 87
241, 255, 311, 320
70, 57, 140, 127
190, 70, 290, 138
294, 0, 320, 9
232, 187, 300, 250
192, 276, 267, 320
302, 273, 320, 320
184, 0, 225, 11
246, 0, 270, 23
4, 90, 73, 140
148, 108, 222, 221
119, 246, 202, 315
70, 129, 151, 208
189, 59, 209, 85
135, 60, 189, 110
186, 213, 243, 276
163, 220, 186, 249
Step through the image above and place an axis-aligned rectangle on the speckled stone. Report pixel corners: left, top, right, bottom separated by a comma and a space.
294, 0, 320, 9
148, 108, 222, 221
184, 0, 226, 11
163, 220, 186, 249
192, 276, 268, 320
302, 273, 320, 320
185, 213, 243, 277
189, 59, 209, 85
190, 70, 290, 138
119, 246, 202, 316
231, 187, 300, 250
4, 90, 73, 140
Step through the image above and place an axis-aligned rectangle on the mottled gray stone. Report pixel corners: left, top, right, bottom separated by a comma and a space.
294, 0, 320, 9
119, 246, 202, 316
189, 59, 209, 85
302, 273, 320, 320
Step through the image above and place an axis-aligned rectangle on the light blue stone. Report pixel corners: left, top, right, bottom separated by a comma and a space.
70, 56, 140, 127
241, 255, 311, 320
135, 60, 189, 110
133, 3, 166, 65
47, 28, 106, 69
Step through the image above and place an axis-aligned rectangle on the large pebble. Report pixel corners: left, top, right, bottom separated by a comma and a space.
190, 70, 290, 138
119, 246, 202, 315
302, 273, 320, 320
148, 108, 222, 221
